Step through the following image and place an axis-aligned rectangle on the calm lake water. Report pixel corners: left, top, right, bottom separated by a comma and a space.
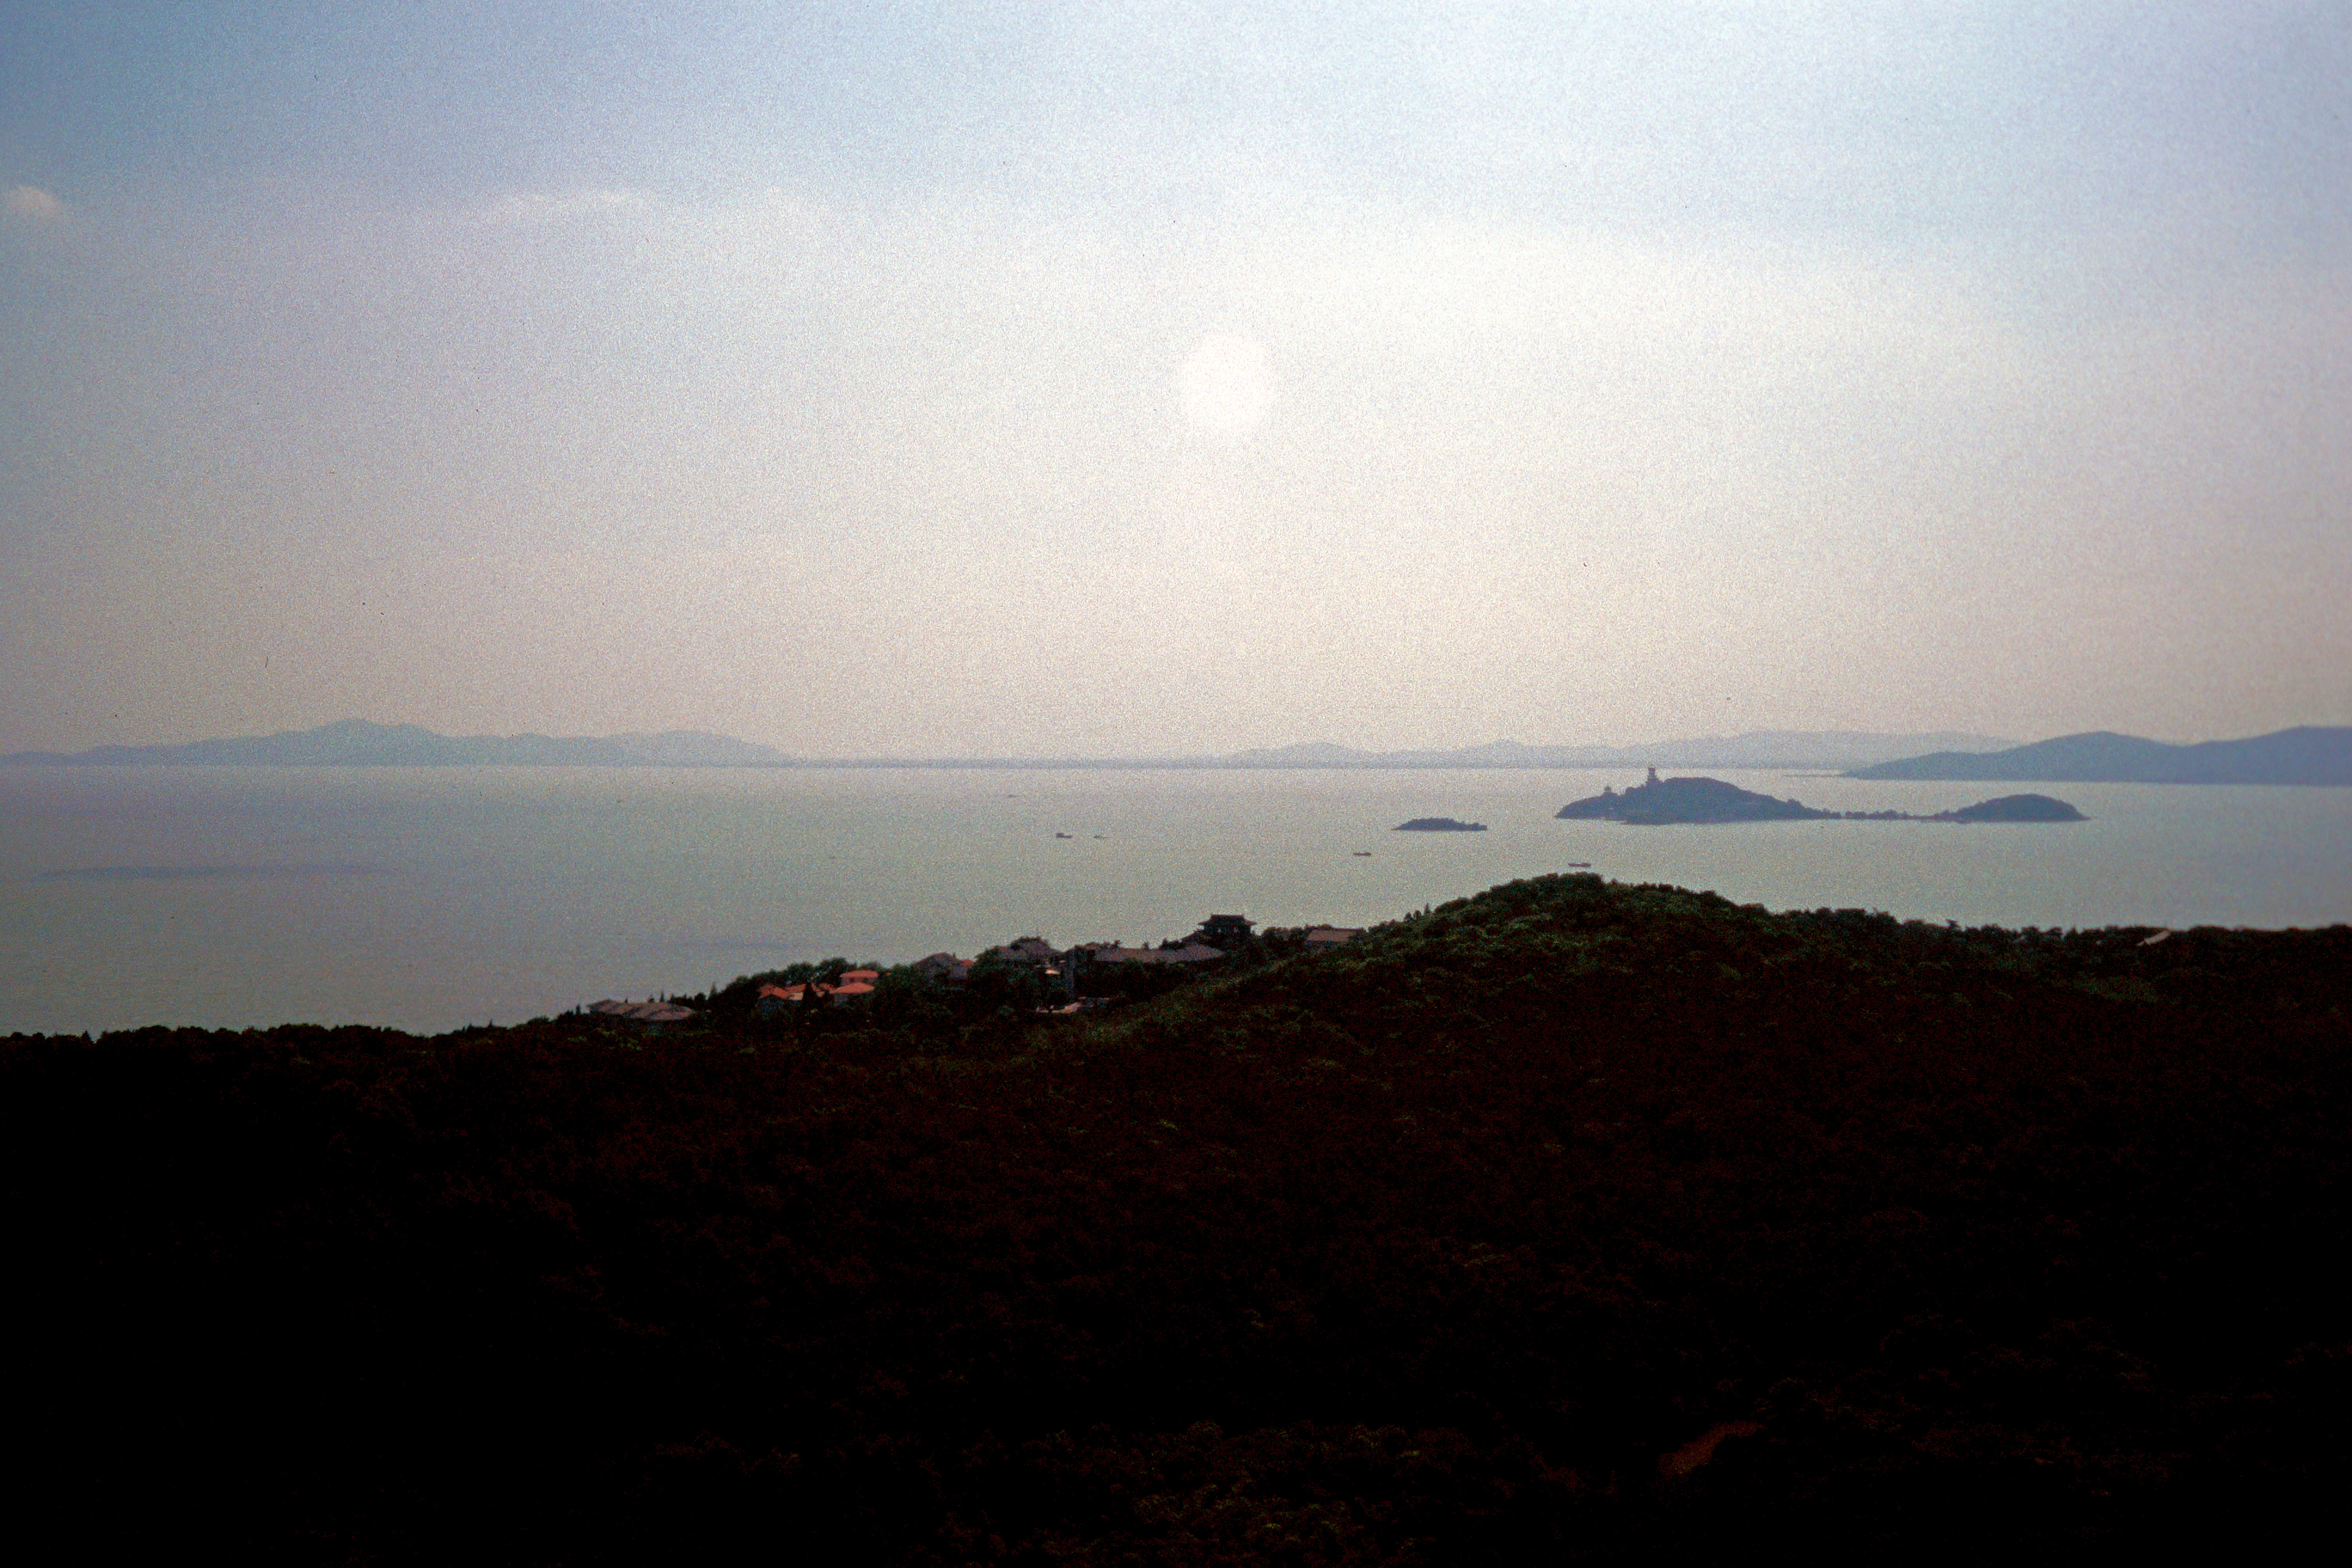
4, 764, 2349, 1036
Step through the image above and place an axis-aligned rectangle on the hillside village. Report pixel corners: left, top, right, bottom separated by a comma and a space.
590, 914, 1366, 1025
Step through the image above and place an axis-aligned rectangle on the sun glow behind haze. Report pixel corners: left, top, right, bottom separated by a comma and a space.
1178, 334, 1276, 435
0, 3, 2347, 757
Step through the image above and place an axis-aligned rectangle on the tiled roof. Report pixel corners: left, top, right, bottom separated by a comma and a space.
757, 979, 876, 1003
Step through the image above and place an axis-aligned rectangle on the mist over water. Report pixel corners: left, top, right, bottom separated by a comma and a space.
4, 765, 2348, 1037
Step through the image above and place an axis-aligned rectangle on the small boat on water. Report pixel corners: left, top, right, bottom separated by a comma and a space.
1055, 832, 1072, 839
1566, 861, 1591, 868
1352, 851, 1372, 856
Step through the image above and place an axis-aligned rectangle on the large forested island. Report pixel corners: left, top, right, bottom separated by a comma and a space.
1559, 772, 2084, 824
9, 874, 2345, 1560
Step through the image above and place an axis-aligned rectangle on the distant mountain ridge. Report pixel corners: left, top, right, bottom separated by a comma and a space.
0, 720, 793, 769
1220, 731, 2014, 770
3, 723, 2012, 771
1847, 727, 2352, 786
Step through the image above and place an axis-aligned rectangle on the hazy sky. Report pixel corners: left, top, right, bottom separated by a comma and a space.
4, 2, 2347, 756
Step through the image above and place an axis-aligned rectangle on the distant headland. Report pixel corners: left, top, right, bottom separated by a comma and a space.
0, 719, 790, 769
1395, 818, 1488, 832
1559, 771, 2085, 826
1849, 727, 2352, 787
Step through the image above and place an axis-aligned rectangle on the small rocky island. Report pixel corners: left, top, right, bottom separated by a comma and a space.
1938, 793, 2088, 822
1395, 818, 1489, 831
1558, 770, 2084, 826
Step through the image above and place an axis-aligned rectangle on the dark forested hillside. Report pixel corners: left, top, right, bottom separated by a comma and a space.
7, 874, 2349, 1562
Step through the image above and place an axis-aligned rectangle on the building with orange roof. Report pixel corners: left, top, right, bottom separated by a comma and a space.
755, 979, 875, 1013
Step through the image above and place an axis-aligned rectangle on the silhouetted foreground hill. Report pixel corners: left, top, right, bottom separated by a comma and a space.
8, 876, 2349, 1562
1849, 726, 2352, 785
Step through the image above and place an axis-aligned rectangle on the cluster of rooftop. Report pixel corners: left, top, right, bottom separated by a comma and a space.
936, 916, 1363, 997
915, 915, 1261, 1003
588, 915, 1368, 1027
754, 968, 880, 1014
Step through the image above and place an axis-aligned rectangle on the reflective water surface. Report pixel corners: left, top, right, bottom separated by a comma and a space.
4, 765, 2347, 1035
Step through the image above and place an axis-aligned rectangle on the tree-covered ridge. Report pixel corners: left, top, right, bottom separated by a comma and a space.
6, 874, 2348, 1561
